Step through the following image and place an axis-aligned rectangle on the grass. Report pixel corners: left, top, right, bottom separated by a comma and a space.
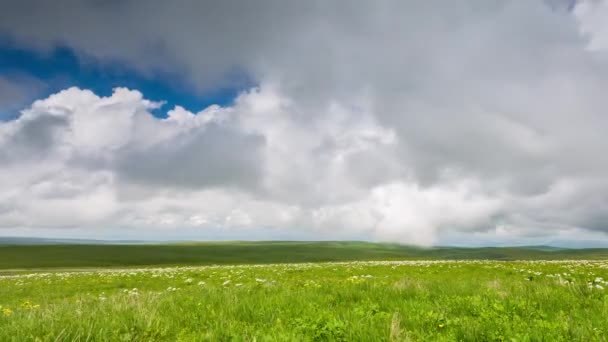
2, 242, 608, 340
1, 241, 608, 270
1, 260, 608, 341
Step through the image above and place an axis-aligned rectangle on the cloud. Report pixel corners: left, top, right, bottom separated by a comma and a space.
0, 75, 44, 120
116, 122, 265, 190
574, 0, 608, 51
1, 1, 608, 244
0, 86, 502, 245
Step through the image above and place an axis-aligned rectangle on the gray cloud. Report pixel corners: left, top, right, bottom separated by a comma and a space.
116, 123, 265, 190
5, 114, 68, 160
0, 75, 45, 120
0, 77, 27, 109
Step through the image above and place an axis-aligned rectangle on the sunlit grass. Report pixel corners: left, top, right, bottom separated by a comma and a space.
1, 260, 608, 341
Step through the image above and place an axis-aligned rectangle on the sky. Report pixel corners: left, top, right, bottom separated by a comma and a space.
1, 0, 608, 246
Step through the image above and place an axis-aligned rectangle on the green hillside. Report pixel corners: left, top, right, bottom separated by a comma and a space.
1, 241, 608, 270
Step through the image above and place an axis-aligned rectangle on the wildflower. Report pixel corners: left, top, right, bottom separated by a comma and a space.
20, 301, 40, 310
235, 283, 243, 287
303, 280, 322, 288
197, 281, 206, 286
255, 278, 267, 283
596, 284, 604, 290
222, 280, 231, 286
2, 308, 13, 317
185, 278, 193, 284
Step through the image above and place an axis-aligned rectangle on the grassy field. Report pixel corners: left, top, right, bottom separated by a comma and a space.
2, 259, 608, 341
2, 242, 608, 341
1, 241, 608, 270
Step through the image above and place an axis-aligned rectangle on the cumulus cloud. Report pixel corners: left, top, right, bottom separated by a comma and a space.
1, 1, 608, 244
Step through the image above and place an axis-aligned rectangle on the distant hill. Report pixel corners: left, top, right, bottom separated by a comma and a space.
0, 237, 145, 245
1, 241, 608, 270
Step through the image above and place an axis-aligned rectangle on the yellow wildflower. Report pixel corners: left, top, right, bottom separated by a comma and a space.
2, 308, 13, 317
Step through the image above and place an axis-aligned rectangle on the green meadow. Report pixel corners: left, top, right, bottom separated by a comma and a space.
1, 243, 608, 341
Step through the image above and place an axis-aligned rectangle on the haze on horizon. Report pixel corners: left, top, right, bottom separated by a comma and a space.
2, 0, 608, 247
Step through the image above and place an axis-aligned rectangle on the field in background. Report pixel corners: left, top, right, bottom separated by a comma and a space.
2, 260, 608, 341
2, 241, 608, 270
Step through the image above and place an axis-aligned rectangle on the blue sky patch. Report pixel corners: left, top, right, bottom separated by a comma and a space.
0, 38, 251, 119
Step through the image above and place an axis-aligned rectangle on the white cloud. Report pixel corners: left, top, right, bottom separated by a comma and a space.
0, 86, 507, 244
2, 1, 608, 244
